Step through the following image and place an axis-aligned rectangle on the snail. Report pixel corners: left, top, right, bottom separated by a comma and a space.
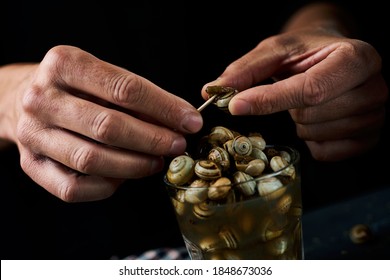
208, 146, 231, 171
208, 126, 236, 146
231, 135, 253, 157
205, 85, 239, 112
194, 159, 222, 180
208, 177, 232, 200
166, 155, 195, 185
164, 125, 302, 260
185, 179, 209, 204
233, 171, 256, 196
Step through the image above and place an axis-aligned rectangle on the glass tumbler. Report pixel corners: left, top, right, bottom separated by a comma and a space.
164, 144, 303, 260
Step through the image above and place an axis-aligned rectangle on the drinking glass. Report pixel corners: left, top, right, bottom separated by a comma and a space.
164, 144, 303, 260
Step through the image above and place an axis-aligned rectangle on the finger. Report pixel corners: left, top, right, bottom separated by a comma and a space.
305, 135, 381, 162
40, 46, 203, 133
19, 148, 125, 202
290, 74, 388, 123
203, 40, 380, 115
295, 108, 385, 141
201, 39, 286, 100
17, 121, 165, 178
25, 88, 188, 156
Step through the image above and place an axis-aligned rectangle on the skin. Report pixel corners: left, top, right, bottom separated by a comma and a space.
0, 51, 203, 202
202, 3, 388, 162
0, 3, 388, 202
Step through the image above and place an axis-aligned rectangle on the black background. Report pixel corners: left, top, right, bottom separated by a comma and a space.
1, 0, 389, 259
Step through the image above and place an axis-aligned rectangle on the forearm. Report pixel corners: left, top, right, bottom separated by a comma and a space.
0, 63, 37, 149
282, 2, 356, 37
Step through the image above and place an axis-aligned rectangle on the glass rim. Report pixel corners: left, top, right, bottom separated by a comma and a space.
164, 144, 300, 190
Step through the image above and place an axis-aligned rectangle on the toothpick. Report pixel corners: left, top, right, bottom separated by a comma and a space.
197, 94, 217, 112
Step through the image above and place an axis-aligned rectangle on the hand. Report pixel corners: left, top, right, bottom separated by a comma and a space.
202, 27, 388, 161
0, 45, 203, 201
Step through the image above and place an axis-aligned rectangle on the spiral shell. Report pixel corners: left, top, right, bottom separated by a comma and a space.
166, 155, 195, 185
185, 179, 209, 204
218, 226, 239, 249
248, 133, 266, 150
208, 126, 235, 146
233, 171, 256, 196
205, 85, 239, 111
236, 158, 266, 177
259, 216, 285, 241
265, 236, 289, 256
171, 199, 186, 216
208, 177, 232, 200
270, 156, 295, 178
194, 160, 222, 180
250, 147, 269, 165
275, 194, 292, 215
257, 176, 286, 200
193, 200, 216, 219
214, 89, 238, 110
208, 146, 230, 171
232, 135, 252, 157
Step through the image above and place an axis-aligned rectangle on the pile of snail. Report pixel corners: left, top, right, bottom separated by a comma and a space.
164, 86, 302, 259
165, 125, 297, 203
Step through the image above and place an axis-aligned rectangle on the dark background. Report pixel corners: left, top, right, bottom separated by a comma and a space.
1, 0, 389, 259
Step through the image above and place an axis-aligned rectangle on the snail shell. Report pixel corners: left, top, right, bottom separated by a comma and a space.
270, 156, 295, 177
233, 171, 256, 196
250, 147, 269, 165
208, 146, 230, 171
208, 126, 235, 146
205, 85, 239, 111
172, 199, 186, 216
232, 135, 252, 157
194, 160, 222, 180
208, 177, 232, 200
214, 89, 238, 110
259, 216, 285, 242
257, 176, 286, 200
248, 133, 266, 150
265, 236, 289, 256
236, 158, 266, 177
275, 194, 292, 215
175, 189, 186, 203
205, 85, 237, 95
166, 155, 195, 185
223, 139, 234, 156
218, 226, 239, 249
185, 179, 209, 204
279, 150, 291, 163
193, 200, 216, 219
199, 236, 220, 252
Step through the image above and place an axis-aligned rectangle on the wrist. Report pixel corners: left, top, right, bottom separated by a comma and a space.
0, 63, 37, 144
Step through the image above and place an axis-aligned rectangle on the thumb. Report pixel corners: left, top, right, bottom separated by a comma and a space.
201, 42, 286, 100
228, 74, 308, 115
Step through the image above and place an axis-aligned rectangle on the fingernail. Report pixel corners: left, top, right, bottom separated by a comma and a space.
229, 99, 251, 115
181, 112, 203, 133
169, 137, 187, 156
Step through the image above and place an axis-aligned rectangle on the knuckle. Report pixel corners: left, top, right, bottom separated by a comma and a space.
71, 145, 99, 174
16, 118, 33, 145
91, 112, 119, 143
21, 85, 45, 114
110, 73, 145, 106
41, 46, 72, 74
149, 133, 170, 153
16, 117, 45, 148
302, 74, 329, 106
59, 182, 80, 203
